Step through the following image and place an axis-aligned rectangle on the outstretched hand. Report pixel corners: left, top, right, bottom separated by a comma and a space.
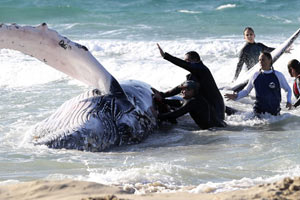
285, 45, 293, 53
151, 87, 163, 102
286, 102, 292, 110
157, 43, 165, 58
224, 93, 237, 101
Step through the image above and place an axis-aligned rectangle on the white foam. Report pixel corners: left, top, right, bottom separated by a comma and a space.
191, 165, 300, 194
77, 38, 244, 91
0, 49, 67, 88
258, 14, 292, 24
0, 180, 20, 186
216, 4, 236, 10
2, 36, 297, 93
178, 10, 202, 14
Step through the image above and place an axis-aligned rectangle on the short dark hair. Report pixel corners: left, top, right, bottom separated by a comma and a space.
181, 80, 199, 90
260, 51, 273, 69
288, 59, 300, 74
180, 80, 199, 96
260, 51, 272, 61
243, 27, 254, 34
185, 51, 201, 62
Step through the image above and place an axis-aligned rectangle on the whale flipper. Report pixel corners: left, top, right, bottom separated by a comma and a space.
0, 23, 123, 95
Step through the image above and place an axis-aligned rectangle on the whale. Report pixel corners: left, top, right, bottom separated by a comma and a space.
0, 23, 157, 151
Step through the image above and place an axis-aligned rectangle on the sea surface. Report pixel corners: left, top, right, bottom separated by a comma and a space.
1, 0, 300, 194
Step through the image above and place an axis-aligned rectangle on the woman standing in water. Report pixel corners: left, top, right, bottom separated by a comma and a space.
233, 27, 275, 82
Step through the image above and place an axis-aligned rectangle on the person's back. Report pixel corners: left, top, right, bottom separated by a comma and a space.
157, 80, 225, 129
186, 61, 225, 120
188, 95, 222, 129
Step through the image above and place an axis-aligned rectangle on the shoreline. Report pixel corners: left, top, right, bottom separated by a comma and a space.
1, 176, 300, 200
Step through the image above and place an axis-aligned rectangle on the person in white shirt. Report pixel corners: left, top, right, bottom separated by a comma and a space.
225, 52, 292, 116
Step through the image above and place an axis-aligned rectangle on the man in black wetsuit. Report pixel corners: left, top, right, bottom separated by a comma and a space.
157, 80, 222, 129
156, 44, 226, 128
233, 27, 275, 82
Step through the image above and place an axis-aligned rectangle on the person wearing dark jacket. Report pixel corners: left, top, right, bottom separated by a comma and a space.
156, 44, 226, 127
233, 27, 275, 82
232, 27, 275, 93
156, 80, 223, 129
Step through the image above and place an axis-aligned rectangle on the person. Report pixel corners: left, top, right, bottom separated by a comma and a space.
156, 43, 226, 127
233, 27, 275, 82
287, 59, 300, 107
155, 80, 223, 129
225, 52, 292, 116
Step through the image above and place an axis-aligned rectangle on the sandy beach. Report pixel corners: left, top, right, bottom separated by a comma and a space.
1, 176, 300, 200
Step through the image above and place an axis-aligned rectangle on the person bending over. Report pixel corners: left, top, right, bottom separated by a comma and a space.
225, 52, 292, 116
157, 43, 226, 126
155, 80, 224, 129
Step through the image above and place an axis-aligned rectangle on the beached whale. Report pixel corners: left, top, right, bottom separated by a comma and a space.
0, 23, 157, 151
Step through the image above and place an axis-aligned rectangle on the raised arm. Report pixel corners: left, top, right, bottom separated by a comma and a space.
259, 43, 275, 53
163, 53, 192, 71
157, 43, 193, 72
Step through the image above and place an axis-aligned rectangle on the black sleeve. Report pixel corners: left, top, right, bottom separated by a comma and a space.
158, 99, 194, 120
259, 43, 275, 53
162, 99, 182, 108
164, 52, 193, 72
293, 97, 300, 108
233, 51, 245, 81
161, 85, 181, 98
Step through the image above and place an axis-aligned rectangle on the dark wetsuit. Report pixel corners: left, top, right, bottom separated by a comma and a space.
161, 53, 226, 126
233, 42, 275, 80
158, 96, 222, 129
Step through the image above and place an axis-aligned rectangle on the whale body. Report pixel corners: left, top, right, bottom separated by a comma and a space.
33, 81, 157, 151
0, 23, 157, 151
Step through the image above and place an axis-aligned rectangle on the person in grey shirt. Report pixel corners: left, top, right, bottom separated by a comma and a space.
233, 27, 275, 82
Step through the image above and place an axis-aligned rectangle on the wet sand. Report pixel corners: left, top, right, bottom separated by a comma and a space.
1, 176, 300, 200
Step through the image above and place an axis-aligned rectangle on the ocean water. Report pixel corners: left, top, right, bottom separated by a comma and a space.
1, 0, 300, 194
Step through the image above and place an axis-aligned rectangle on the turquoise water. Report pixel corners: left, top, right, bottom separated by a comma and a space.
1, 0, 300, 39
1, 0, 300, 194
